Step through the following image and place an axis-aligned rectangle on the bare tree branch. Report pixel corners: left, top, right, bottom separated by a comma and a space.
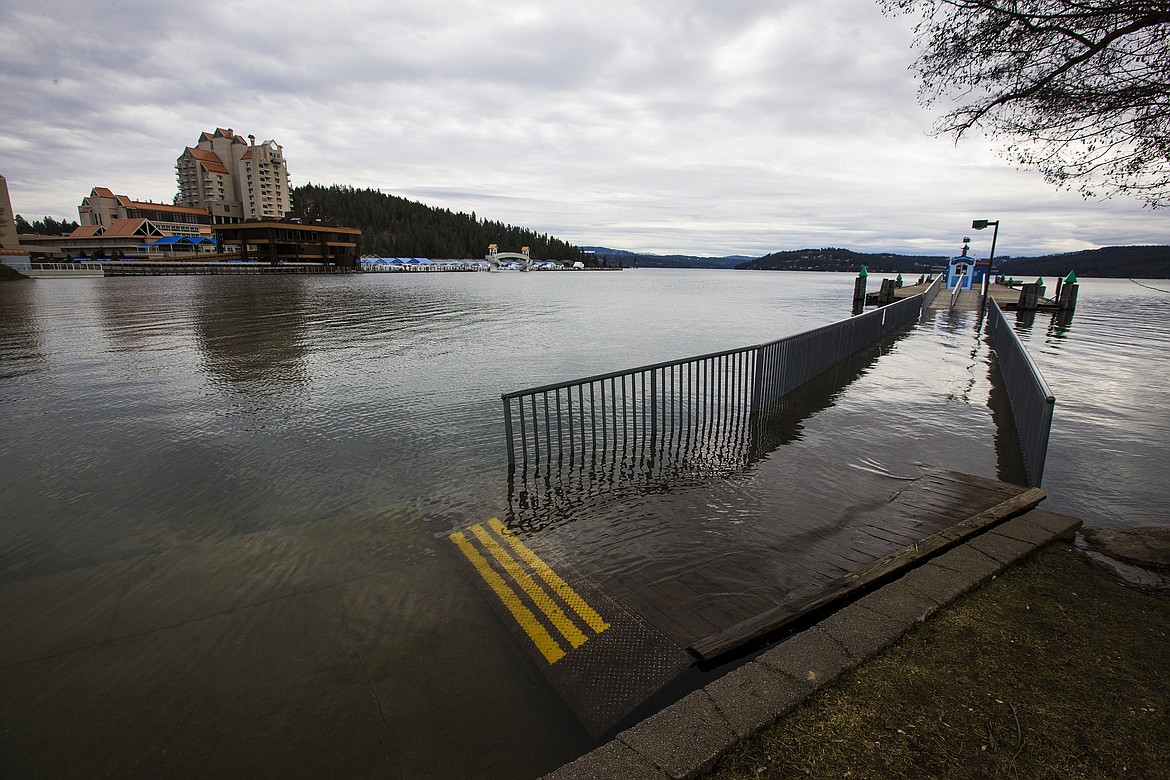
882, 0, 1170, 206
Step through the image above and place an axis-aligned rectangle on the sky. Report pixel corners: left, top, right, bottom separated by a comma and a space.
1, 0, 1165, 258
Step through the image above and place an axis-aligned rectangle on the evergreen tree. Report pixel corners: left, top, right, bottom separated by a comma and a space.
289, 183, 590, 262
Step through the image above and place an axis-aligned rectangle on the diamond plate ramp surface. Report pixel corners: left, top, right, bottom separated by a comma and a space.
450, 519, 693, 736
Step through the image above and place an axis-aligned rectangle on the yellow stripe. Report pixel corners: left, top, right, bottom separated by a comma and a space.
470, 524, 588, 649
449, 531, 565, 664
488, 517, 610, 634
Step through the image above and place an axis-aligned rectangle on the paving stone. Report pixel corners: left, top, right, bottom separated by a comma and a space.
929, 544, 1002, 582
542, 739, 669, 780
756, 626, 853, 690
704, 662, 809, 738
1023, 509, 1083, 540
856, 580, 939, 625
991, 512, 1062, 546
967, 532, 1036, 566
618, 689, 736, 779
815, 602, 907, 663
898, 561, 980, 607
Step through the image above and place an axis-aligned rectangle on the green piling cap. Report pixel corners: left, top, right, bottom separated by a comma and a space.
1036, 277, 1044, 286
1064, 270, 1077, 284
859, 266, 868, 278
896, 273, 903, 282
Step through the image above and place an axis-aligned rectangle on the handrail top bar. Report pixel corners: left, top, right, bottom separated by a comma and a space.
988, 298, 1056, 402
501, 342, 758, 400
502, 292, 925, 401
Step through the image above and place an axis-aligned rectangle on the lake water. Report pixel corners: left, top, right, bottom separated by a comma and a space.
1, 270, 1167, 777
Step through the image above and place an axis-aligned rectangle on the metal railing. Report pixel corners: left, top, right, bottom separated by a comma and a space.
30, 262, 105, 272
921, 274, 943, 309
502, 293, 925, 468
949, 268, 968, 308
985, 298, 1056, 486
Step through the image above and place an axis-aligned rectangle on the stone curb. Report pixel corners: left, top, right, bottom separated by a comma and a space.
542, 508, 1082, 780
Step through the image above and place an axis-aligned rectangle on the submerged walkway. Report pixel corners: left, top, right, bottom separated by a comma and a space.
544, 506, 1082, 779
453, 291, 1056, 743
455, 466, 1046, 736
892, 280, 1052, 313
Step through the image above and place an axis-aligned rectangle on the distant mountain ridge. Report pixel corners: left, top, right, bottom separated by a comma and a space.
733, 245, 1169, 278
996, 246, 1169, 279
737, 247, 943, 273
582, 247, 749, 269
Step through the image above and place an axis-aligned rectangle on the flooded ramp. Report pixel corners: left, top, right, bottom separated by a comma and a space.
451, 469, 1042, 734
450, 519, 692, 736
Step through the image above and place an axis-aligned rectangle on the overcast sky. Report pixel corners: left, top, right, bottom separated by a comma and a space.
1, 0, 1164, 257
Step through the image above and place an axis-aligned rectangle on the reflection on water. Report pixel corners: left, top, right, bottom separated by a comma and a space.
1008, 278, 1170, 525
0, 272, 1167, 778
192, 276, 310, 388
505, 334, 909, 536
0, 283, 45, 381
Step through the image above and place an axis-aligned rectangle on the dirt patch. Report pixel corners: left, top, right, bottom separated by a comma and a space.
706, 543, 1170, 779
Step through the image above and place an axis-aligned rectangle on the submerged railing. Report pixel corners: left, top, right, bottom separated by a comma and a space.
985, 299, 1056, 486
502, 294, 925, 469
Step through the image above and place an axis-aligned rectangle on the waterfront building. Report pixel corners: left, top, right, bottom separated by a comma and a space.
213, 221, 360, 267
175, 128, 293, 222
78, 187, 211, 237
20, 218, 218, 261
0, 175, 33, 270
1, 174, 20, 250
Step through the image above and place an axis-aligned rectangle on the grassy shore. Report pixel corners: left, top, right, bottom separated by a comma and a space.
707, 543, 1170, 779
0, 263, 29, 281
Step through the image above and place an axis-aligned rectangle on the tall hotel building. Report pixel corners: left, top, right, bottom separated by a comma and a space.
175, 128, 292, 223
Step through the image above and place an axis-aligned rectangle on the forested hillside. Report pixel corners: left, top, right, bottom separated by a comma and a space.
290, 183, 587, 261
736, 247, 944, 273
736, 245, 1170, 278
996, 246, 1169, 278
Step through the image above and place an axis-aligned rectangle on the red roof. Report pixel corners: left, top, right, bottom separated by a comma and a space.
92, 186, 116, 198
70, 225, 105, 237
184, 147, 230, 174
102, 218, 159, 238
129, 201, 208, 216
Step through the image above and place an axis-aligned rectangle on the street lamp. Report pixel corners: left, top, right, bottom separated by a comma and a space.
972, 219, 999, 302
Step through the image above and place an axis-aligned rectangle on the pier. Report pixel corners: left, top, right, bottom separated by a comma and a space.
869, 276, 1076, 313
454, 274, 1065, 738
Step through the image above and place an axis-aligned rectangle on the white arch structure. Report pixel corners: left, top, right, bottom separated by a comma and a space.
486, 244, 532, 271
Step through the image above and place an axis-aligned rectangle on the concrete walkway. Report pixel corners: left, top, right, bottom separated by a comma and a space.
543, 508, 1082, 780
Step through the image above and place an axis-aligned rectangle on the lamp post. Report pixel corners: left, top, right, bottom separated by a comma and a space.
972, 219, 999, 303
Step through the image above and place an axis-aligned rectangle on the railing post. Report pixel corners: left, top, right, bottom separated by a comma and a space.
502, 396, 515, 467
852, 267, 868, 315
750, 346, 765, 411
649, 368, 658, 446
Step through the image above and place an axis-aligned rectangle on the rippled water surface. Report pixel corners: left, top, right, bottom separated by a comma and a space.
1, 270, 1166, 777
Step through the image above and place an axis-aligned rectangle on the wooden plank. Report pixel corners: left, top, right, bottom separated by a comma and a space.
857, 521, 929, 547
688, 486, 1046, 662
936, 470, 1024, 494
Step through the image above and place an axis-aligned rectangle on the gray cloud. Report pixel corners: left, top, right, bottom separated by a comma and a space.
1, 0, 1165, 257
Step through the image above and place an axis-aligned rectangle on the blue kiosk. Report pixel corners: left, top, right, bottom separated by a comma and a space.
945, 238, 991, 290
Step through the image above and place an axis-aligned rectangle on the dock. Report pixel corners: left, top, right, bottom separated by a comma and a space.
456, 461, 1047, 735
888, 280, 1050, 311
866, 276, 1076, 313
452, 279, 1064, 737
